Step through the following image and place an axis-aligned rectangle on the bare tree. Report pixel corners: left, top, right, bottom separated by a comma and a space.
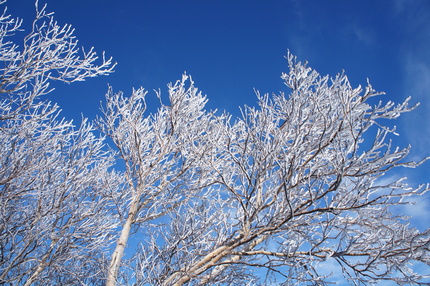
97, 74, 228, 286
1, 1, 429, 285
130, 53, 429, 285
0, 1, 117, 284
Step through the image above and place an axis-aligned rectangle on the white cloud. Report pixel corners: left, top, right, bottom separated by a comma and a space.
399, 193, 430, 230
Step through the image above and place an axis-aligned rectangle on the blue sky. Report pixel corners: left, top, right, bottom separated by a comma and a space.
8, 0, 429, 224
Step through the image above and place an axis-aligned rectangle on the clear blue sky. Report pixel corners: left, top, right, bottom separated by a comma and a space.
7, 0, 430, 224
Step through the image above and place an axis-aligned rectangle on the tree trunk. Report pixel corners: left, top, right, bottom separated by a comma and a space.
106, 198, 139, 286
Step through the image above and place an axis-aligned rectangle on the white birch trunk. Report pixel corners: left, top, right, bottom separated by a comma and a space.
106, 198, 139, 286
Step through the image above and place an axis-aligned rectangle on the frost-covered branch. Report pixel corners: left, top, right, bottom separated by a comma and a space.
136, 52, 429, 285
1, 1, 428, 284
0, 1, 116, 284
97, 74, 228, 285
0, 0, 115, 121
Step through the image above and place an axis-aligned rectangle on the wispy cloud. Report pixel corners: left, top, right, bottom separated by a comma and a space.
350, 24, 375, 48
401, 56, 430, 157
399, 193, 430, 230
383, 0, 430, 158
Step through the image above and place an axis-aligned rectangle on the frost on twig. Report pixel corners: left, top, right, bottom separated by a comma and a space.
0, 1, 117, 284
132, 53, 429, 285
0, 0, 115, 119
1, 1, 429, 284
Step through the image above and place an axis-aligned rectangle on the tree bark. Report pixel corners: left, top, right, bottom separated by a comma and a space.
106, 198, 139, 286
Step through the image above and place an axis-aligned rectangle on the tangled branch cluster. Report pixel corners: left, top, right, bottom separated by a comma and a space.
0, 2, 428, 285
